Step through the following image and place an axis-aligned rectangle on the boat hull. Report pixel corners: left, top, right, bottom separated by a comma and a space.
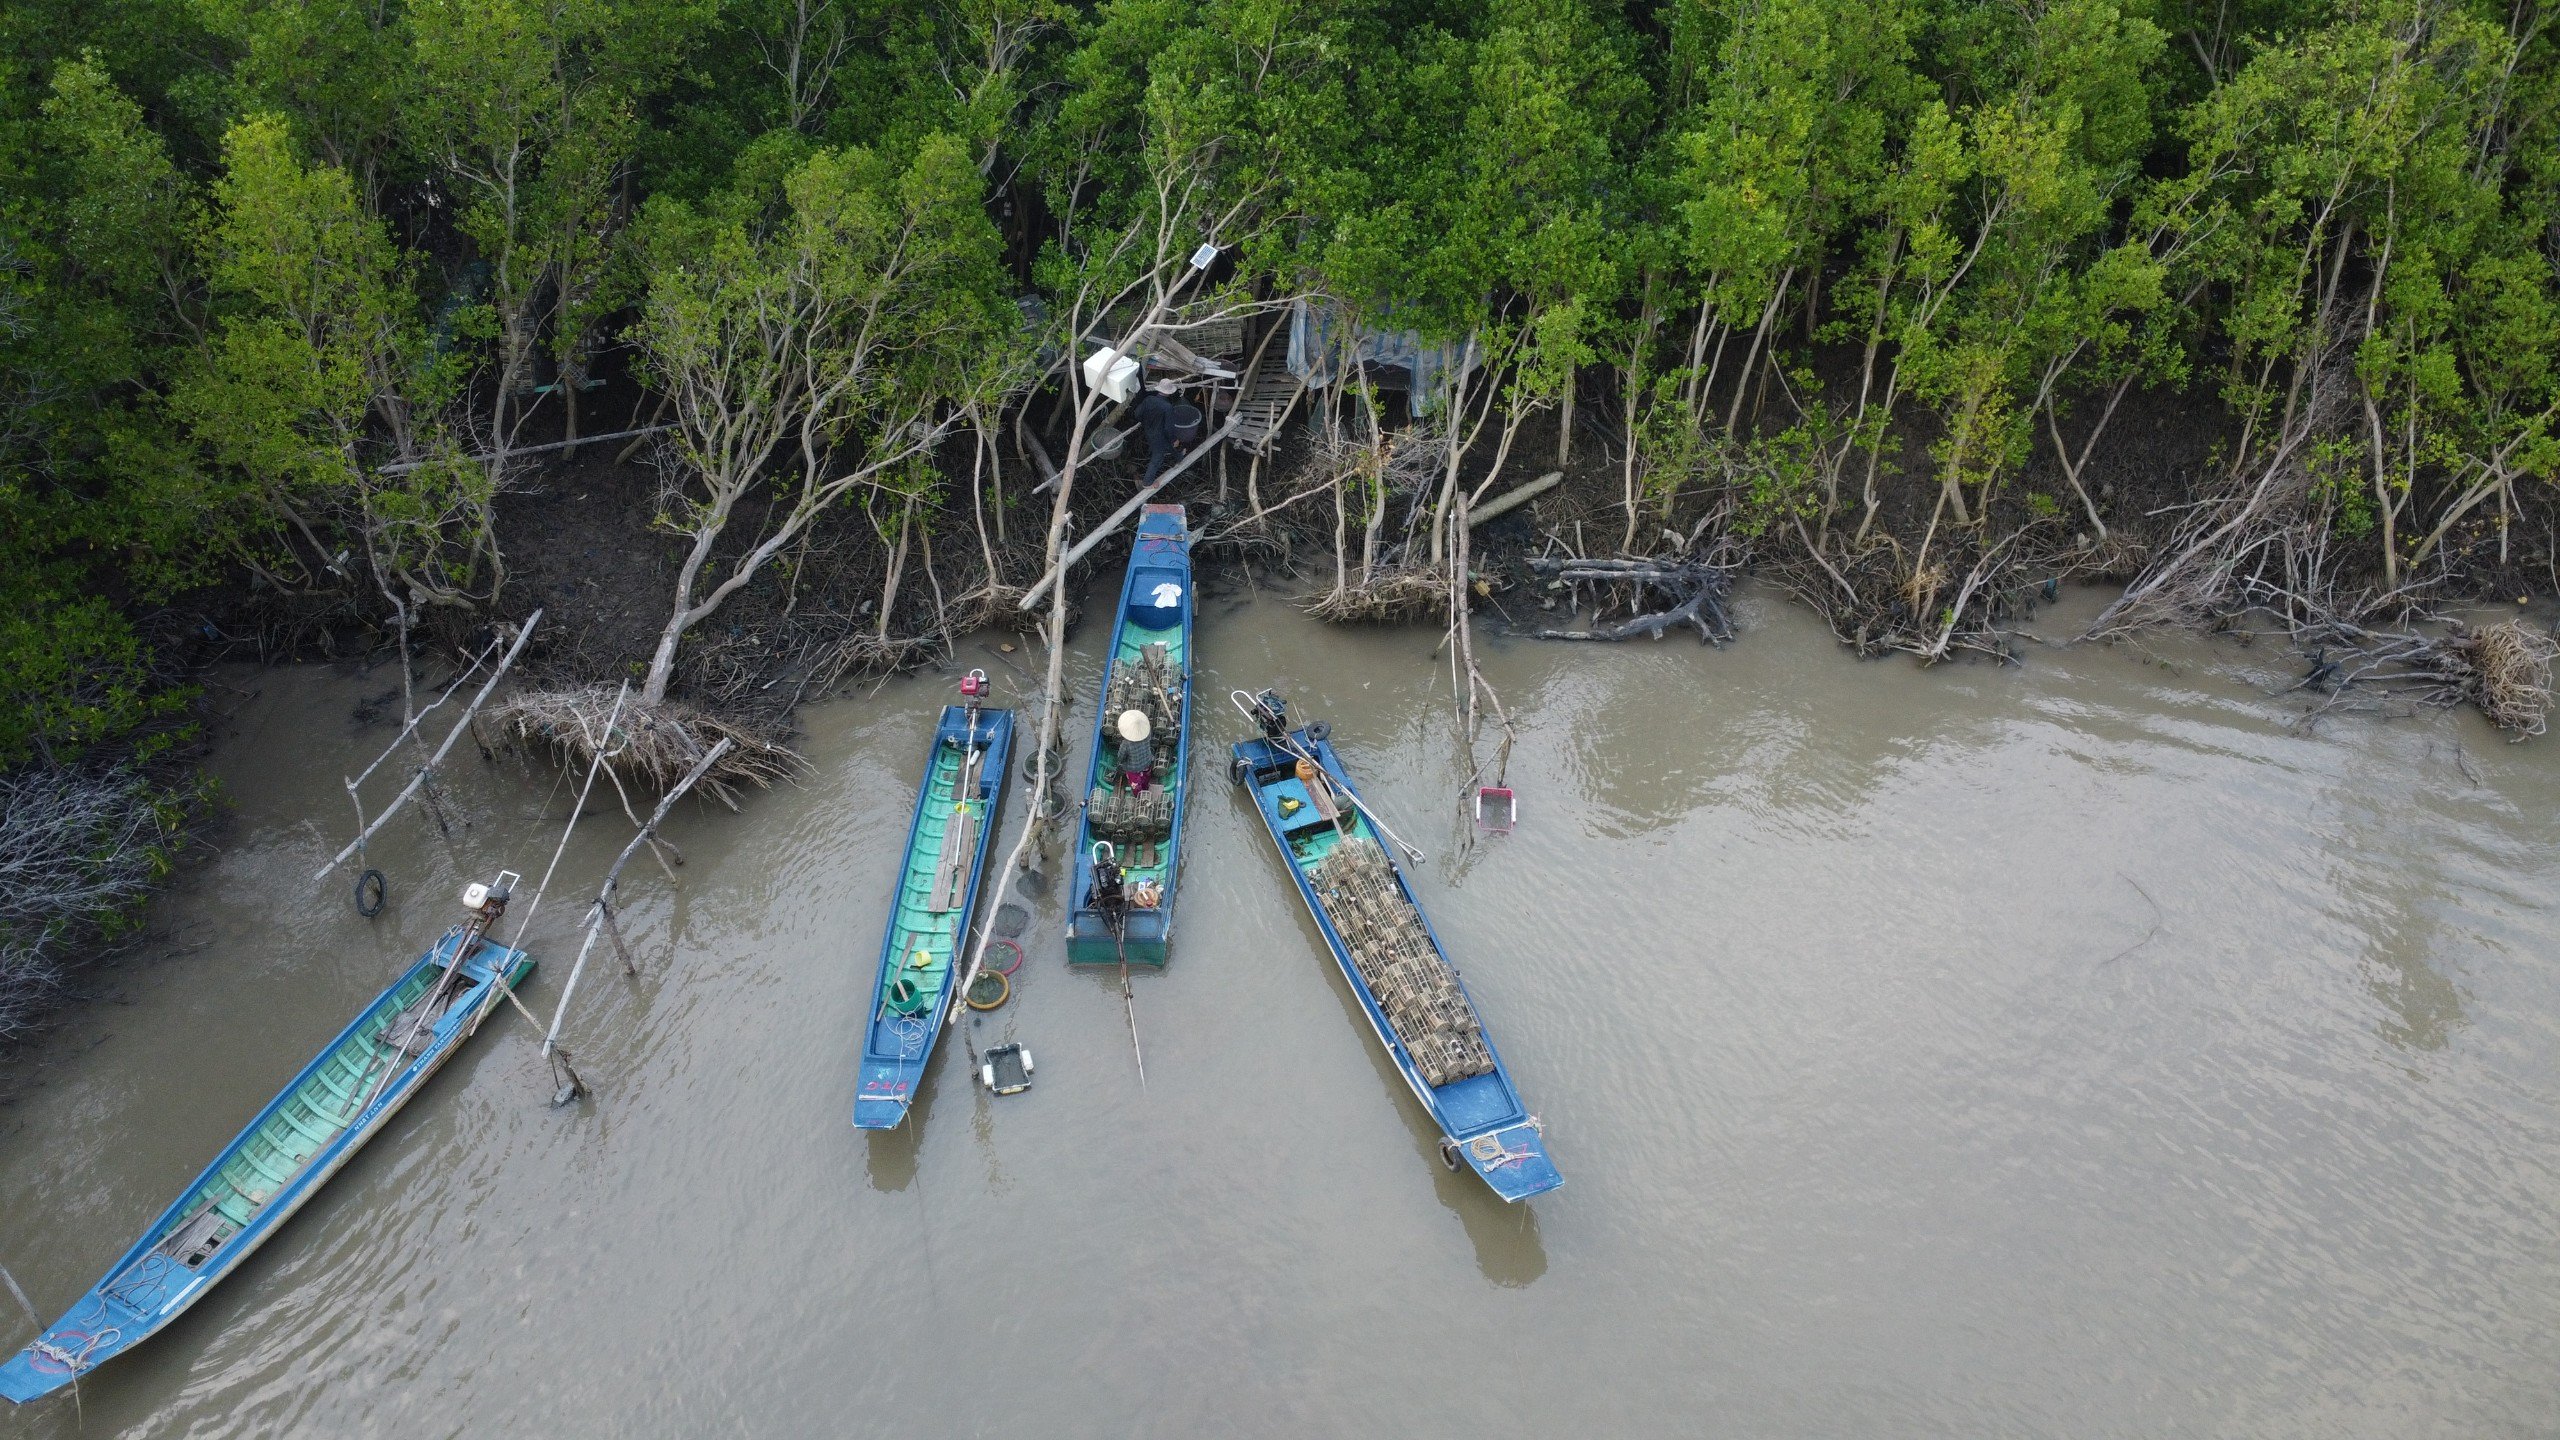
853, 704, 1015, 1130
1067, 505, 1195, 967
0, 936, 534, 1404
1230, 729, 1562, 1201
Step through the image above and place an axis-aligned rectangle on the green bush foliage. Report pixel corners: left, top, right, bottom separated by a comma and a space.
0, 0, 2546, 759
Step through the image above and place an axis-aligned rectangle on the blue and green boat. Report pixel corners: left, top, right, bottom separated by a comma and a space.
853, 683, 1014, 1129
0, 877, 536, 1404
1067, 504, 1194, 966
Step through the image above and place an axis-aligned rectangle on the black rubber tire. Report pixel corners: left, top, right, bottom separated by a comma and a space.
1227, 755, 1248, 786
354, 869, 387, 918
1305, 721, 1331, 742
1438, 1139, 1463, 1172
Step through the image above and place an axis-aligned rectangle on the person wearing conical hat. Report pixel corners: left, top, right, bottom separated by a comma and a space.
1115, 707, 1155, 793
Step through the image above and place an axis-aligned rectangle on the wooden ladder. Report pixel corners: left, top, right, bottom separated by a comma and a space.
1229, 323, 1307, 457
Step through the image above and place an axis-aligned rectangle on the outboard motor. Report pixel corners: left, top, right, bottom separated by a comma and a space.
959, 667, 989, 725
1090, 842, 1127, 930
1249, 688, 1290, 741
457, 872, 515, 952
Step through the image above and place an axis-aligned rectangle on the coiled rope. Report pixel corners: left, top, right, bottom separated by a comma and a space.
28, 1325, 117, 1376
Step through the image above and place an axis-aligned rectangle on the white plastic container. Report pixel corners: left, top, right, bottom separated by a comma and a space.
1082, 346, 1140, 404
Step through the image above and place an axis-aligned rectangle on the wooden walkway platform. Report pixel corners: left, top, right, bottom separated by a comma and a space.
1229, 337, 1306, 457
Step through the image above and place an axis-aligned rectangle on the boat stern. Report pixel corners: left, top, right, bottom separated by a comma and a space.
855, 1086, 916, 1132
1066, 907, 1168, 966
852, 1066, 920, 1130
1455, 1121, 1563, 1202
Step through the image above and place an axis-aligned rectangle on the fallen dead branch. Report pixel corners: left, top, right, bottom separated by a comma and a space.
1447, 501, 1516, 866
1529, 557, 1734, 645
317, 609, 541, 881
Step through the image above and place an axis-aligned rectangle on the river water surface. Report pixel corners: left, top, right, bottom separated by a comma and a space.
4, 581, 2558, 1437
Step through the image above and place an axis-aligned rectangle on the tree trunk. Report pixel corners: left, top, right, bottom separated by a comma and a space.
1331, 463, 1350, 599
970, 409, 1001, 591
1360, 461, 1387, 585
1723, 268, 1794, 440
561, 362, 582, 460
1556, 371, 1575, 469
641, 508, 729, 706
876, 500, 914, 640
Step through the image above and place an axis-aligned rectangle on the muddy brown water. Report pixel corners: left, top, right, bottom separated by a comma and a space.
4, 580, 2559, 1437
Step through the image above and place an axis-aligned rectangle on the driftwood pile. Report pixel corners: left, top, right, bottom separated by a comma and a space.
489, 686, 800, 805
2457, 619, 2558, 735
2282, 615, 2559, 737
1531, 557, 1734, 645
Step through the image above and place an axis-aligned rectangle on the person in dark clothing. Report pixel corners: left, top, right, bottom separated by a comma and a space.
1132, 379, 1181, 484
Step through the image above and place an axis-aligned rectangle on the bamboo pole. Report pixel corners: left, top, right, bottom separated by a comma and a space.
316, 610, 544, 883
541, 735, 735, 1101
376, 426, 675, 475
1016, 415, 1240, 611
342, 634, 504, 793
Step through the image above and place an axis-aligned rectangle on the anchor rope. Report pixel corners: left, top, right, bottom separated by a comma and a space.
28, 1324, 117, 1376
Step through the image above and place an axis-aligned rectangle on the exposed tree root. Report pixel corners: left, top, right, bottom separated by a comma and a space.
2268, 609, 2557, 737
489, 686, 800, 805
1765, 521, 2086, 663
1304, 566, 1450, 623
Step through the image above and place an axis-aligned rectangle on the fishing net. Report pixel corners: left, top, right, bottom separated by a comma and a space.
1306, 839, 1493, 1087
1087, 785, 1175, 840
1106, 642, 1183, 744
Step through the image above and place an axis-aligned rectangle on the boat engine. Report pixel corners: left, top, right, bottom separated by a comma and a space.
958, 668, 988, 724
1248, 688, 1289, 740
1090, 842, 1128, 930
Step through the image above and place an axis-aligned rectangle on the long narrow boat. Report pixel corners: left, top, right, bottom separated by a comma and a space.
1066, 504, 1195, 966
0, 876, 536, 1404
1228, 695, 1562, 1201
854, 678, 1015, 1129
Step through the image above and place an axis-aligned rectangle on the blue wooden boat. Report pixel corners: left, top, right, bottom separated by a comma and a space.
1228, 694, 1562, 1201
853, 679, 1015, 1129
1066, 504, 1194, 966
0, 876, 536, 1404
